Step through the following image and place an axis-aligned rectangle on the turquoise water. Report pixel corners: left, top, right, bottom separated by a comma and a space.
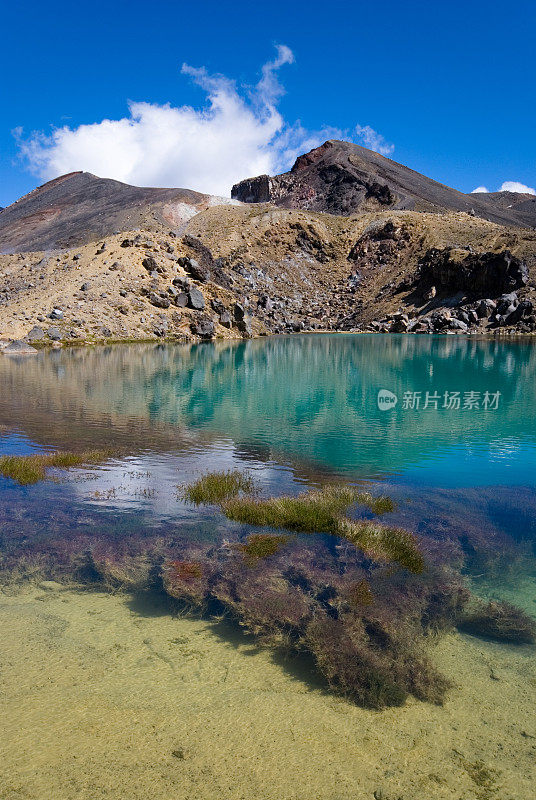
1, 335, 535, 799
0, 335, 535, 595
1, 334, 535, 487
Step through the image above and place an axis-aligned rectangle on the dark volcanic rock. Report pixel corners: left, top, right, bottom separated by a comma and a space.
25, 326, 45, 342
187, 287, 205, 310
179, 256, 210, 283
232, 140, 536, 227
419, 248, 528, 297
219, 310, 232, 328
191, 316, 215, 338
3, 339, 38, 354
149, 292, 171, 309
175, 292, 188, 308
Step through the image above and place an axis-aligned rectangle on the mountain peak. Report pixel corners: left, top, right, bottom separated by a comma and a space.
232, 141, 536, 228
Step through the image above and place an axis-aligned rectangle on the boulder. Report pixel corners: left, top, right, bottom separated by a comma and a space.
219, 310, 232, 328
236, 316, 252, 336
142, 256, 165, 274
389, 313, 410, 333
49, 308, 63, 320
191, 316, 215, 338
419, 248, 528, 297
467, 310, 479, 325
496, 292, 519, 315
448, 318, 468, 331
149, 292, 171, 309
175, 292, 188, 308
172, 276, 190, 289
3, 339, 38, 355
180, 257, 210, 283
188, 287, 205, 310
211, 298, 226, 314
153, 319, 169, 338
26, 326, 45, 342
476, 299, 496, 318
47, 327, 62, 341
504, 299, 534, 325
233, 302, 246, 321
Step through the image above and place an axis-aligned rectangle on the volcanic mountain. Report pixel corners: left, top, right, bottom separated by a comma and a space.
0, 171, 239, 253
1, 141, 536, 346
232, 140, 536, 229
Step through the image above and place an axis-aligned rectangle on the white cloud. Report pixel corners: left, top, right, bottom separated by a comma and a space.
354, 124, 394, 156
499, 181, 535, 195
16, 47, 384, 197
471, 186, 489, 193
471, 181, 535, 195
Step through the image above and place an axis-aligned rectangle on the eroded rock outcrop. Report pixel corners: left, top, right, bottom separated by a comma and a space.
417, 248, 528, 296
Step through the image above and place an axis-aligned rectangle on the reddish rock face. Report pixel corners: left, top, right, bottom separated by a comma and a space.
232, 139, 536, 228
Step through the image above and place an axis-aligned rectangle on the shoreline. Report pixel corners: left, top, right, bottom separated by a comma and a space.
2, 328, 536, 354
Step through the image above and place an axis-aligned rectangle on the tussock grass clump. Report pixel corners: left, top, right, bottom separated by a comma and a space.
182, 470, 257, 505
339, 519, 425, 575
223, 486, 359, 534
355, 491, 396, 516
238, 533, 289, 565
0, 450, 112, 485
222, 485, 420, 573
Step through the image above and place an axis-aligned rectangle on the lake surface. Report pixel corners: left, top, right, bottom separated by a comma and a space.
2, 334, 536, 482
1, 334, 535, 800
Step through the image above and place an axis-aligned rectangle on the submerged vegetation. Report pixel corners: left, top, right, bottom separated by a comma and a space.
2, 464, 534, 710
458, 600, 536, 644
181, 469, 257, 505
0, 450, 112, 485
238, 533, 289, 565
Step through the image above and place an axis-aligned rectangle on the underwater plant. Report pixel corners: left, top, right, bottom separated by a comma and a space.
346, 578, 374, 607
182, 470, 257, 505
458, 600, 536, 644
0, 450, 113, 485
238, 533, 290, 565
162, 559, 209, 604
4, 465, 531, 711
305, 612, 450, 708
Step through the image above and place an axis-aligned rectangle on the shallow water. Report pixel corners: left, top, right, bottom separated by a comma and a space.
0, 335, 535, 799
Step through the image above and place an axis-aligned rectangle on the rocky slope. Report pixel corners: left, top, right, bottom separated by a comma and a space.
1, 143, 536, 347
1, 203, 535, 345
232, 140, 536, 229
0, 172, 240, 253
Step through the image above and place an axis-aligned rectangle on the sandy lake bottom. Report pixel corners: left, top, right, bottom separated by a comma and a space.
1, 583, 534, 800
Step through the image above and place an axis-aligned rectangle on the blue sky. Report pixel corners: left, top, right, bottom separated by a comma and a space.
1, 0, 535, 207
